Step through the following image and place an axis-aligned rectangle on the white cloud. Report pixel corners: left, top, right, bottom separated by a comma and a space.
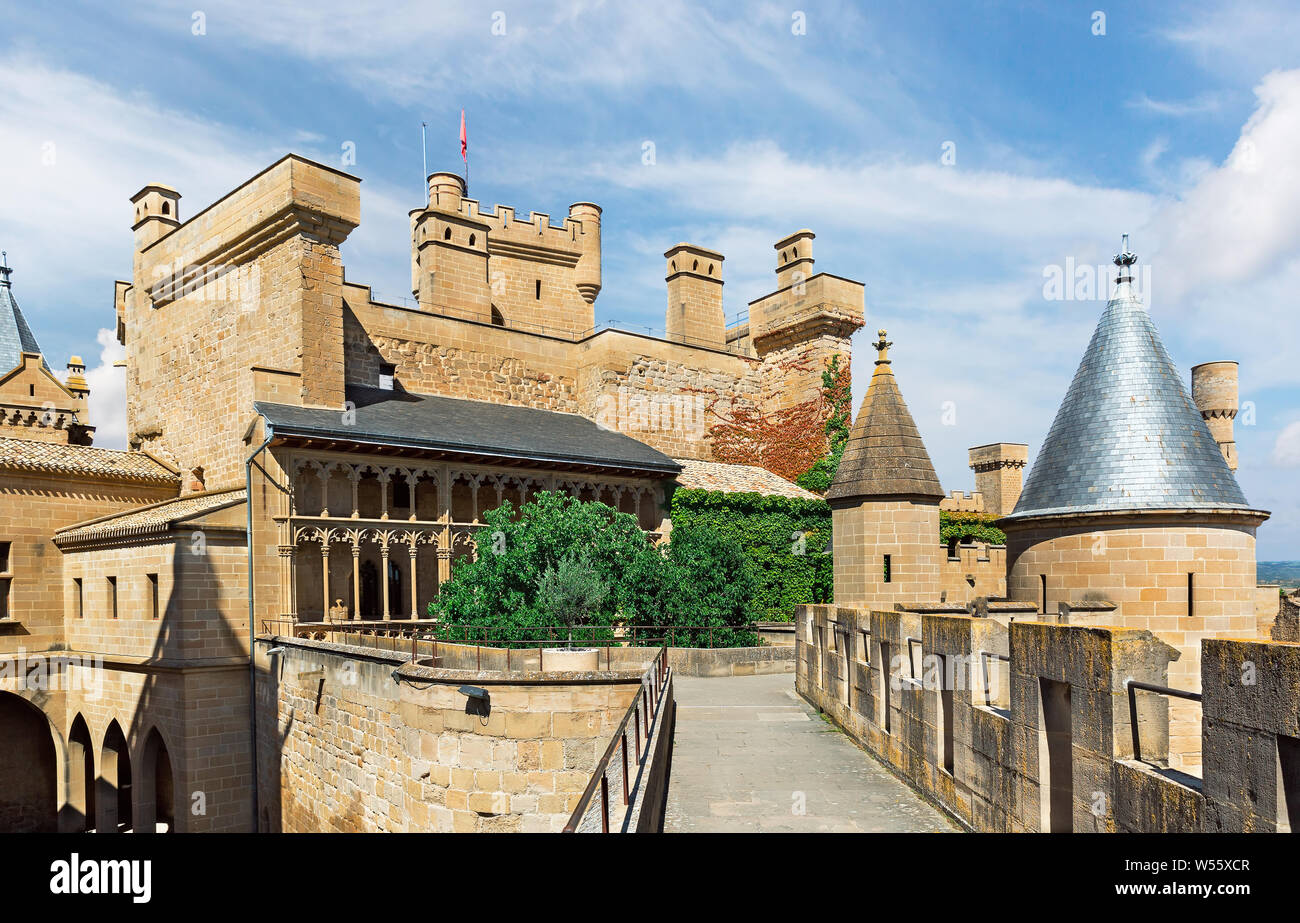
1128, 92, 1225, 117
83, 329, 127, 450
1272, 421, 1300, 467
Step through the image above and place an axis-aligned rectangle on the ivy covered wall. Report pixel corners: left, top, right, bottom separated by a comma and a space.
669, 488, 833, 622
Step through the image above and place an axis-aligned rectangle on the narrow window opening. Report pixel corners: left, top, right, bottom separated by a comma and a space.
878, 640, 893, 733
1040, 574, 1048, 615
1187, 572, 1195, 618
535, 279, 542, 300
108, 576, 118, 620
882, 554, 891, 584
148, 573, 159, 620
1038, 678, 1073, 833
940, 654, 955, 775
1277, 734, 1300, 833
74, 577, 83, 619
443, 227, 451, 240
0, 541, 9, 573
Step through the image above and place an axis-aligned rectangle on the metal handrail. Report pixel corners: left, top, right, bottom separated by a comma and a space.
261, 619, 762, 651
1125, 679, 1202, 763
563, 647, 670, 832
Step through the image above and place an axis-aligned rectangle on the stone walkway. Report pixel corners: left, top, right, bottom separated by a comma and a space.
663, 673, 957, 833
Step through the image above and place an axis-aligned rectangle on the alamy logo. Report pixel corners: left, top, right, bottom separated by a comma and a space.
49, 853, 152, 904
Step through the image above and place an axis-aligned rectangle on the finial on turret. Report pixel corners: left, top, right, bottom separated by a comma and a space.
1113, 234, 1137, 284
0, 250, 11, 288
874, 328, 893, 366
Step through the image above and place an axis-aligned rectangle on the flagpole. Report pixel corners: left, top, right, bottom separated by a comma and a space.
420, 121, 427, 190
460, 108, 469, 196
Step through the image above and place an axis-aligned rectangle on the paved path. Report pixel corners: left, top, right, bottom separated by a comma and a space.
663, 673, 957, 833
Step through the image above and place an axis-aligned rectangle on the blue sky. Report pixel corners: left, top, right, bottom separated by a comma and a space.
2, 0, 1299, 558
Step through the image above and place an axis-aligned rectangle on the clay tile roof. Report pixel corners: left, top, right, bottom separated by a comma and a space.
672, 458, 821, 499
0, 437, 180, 484
825, 333, 944, 502
55, 488, 245, 544
1006, 260, 1254, 521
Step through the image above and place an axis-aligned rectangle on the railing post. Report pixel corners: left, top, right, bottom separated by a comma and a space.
621, 733, 630, 805
1127, 681, 1142, 763
600, 775, 609, 833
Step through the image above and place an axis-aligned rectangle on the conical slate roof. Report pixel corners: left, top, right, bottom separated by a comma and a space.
826, 330, 945, 502
0, 256, 45, 373
1006, 242, 1251, 520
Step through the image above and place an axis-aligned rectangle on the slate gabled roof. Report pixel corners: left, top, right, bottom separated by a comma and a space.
255, 386, 682, 476
825, 332, 945, 502
0, 265, 45, 373
1006, 265, 1252, 521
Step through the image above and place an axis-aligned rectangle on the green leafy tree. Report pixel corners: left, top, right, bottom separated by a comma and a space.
623, 524, 759, 646
536, 553, 610, 641
430, 491, 648, 643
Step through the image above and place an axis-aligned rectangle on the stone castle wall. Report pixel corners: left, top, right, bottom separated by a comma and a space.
797, 604, 1300, 833
1004, 516, 1260, 771
254, 635, 651, 833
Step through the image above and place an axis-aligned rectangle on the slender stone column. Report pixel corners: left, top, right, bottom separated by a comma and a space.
380, 540, 391, 619
279, 545, 296, 618
351, 542, 361, 620
409, 544, 419, 619
320, 535, 331, 619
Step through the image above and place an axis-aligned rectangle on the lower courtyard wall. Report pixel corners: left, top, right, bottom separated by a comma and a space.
795, 603, 1300, 833
253, 635, 664, 832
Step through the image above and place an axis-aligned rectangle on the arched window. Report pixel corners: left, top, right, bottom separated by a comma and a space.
468, 233, 476, 246
139, 728, 175, 832
443, 227, 452, 240
161, 201, 170, 216
0, 693, 57, 831
68, 714, 95, 832
100, 720, 132, 832
490, 305, 505, 327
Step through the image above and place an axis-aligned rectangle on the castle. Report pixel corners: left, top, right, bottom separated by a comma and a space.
0, 151, 1285, 832
0, 154, 873, 831
820, 239, 1277, 776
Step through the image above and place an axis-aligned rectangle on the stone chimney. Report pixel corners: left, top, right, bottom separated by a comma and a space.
664, 243, 724, 348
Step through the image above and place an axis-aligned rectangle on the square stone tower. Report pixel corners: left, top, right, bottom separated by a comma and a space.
969, 443, 1028, 517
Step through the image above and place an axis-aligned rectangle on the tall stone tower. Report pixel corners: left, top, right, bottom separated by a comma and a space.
1000, 237, 1268, 771
968, 443, 1028, 517
1191, 360, 1239, 471
826, 330, 945, 607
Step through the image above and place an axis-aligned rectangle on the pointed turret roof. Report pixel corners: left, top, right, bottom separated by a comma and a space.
0, 252, 46, 373
825, 329, 945, 502
1005, 237, 1252, 521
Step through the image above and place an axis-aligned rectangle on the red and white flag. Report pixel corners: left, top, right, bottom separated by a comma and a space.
460, 109, 467, 162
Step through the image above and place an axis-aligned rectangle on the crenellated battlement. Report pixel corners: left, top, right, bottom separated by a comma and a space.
797, 604, 1300, 832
